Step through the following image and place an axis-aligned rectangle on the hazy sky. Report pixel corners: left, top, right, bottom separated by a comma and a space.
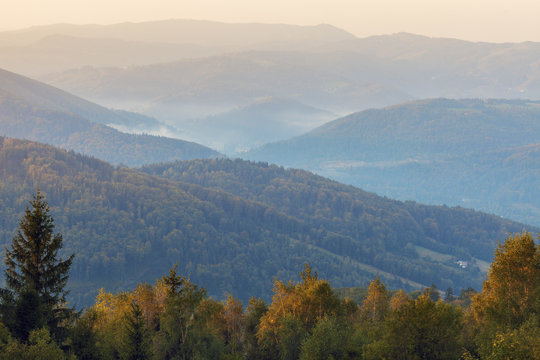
2, 0, 539, 42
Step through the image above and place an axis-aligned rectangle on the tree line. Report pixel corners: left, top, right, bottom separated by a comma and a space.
0, 192, 538, 359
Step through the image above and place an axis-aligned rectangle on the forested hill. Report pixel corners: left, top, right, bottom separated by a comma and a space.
244, 98, 540, 226
141, 159, 531, 284
0, 138, 530, 307
0, 136, 346, 305
0, 67, 176, 132
0, 68, 219, 166
141, 158, 531, 262
247, 98, 540, 164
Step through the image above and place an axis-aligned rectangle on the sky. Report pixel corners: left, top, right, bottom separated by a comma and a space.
1, 0, 540, 43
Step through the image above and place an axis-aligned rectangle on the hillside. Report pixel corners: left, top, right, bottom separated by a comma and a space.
0, 68, 219, 166
1, 138, 530, 306
0, 67, 176, 133
140, 158, 532, 289
245, 99, 540, 226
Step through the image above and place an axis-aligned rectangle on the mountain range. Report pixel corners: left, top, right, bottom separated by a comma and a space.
0, 20, 355, 75
245, 98, 540, 226
3, 20, 539, 155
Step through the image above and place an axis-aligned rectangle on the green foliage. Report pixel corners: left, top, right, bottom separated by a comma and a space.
0, 321, 11, 349
484, 316, 540, 360
472, 231, 539, 330
143, 157, 530, 297
153, 270, 224, 360
469, 232, 540, 359
223, 295, 244, 355
120, 303, 151, 360
365, 294, 464, 360
1, 190, 74, 342
359, 277, 389, 324
277, 316, 307, 360
243, 297, 269, 360
0, 137, 535, 312
12, 287, 44, 342
299, 316, 353, 360
1, 251, 539, 359
69, 309, 100, 360
0, 328, 69, 360
256, 264, 342, 359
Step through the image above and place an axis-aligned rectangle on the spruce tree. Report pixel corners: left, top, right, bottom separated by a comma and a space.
121, 303, 151, 360
0, 190, 74, 341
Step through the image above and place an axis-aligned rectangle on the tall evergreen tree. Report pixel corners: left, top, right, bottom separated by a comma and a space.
0, 190, 74, 341
121, 303, 151, 360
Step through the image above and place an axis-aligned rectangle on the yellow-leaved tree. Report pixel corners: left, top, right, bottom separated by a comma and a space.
470, 231, 540, 359
472, 231, 539, 329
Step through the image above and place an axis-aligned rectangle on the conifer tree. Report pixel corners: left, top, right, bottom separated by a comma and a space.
0, 190, 74, 341
121, 303, 151, 360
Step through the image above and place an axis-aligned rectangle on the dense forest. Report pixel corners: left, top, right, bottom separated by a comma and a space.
0, 137, 531, 306
0, 194, 538, 359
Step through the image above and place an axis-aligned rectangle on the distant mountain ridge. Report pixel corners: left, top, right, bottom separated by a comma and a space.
0, 20, 356, 76
245, 98, 540, 226
37, 36, 540, 150
0, 20, 356, 48
0, 68, 219, 165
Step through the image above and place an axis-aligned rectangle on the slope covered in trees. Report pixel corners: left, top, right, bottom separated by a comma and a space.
0, 68, 220, 166
245, 99, 540, 226
141, 157, 531, 263
141, 158, 534, 293
0, 68, 171, 131
0, 137, 358, 305
0, 138, 531, 307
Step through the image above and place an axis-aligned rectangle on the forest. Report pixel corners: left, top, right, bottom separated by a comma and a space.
0, 137, 531, 306
0, 192, 538, 359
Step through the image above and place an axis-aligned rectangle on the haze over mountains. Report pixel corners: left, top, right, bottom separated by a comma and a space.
246, 99, 540, 226
0, 20, 356, 75
0, 20, 540, 154
179, 97, 337, 152
2, 20, 539, 154
0, 68, 219, 166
